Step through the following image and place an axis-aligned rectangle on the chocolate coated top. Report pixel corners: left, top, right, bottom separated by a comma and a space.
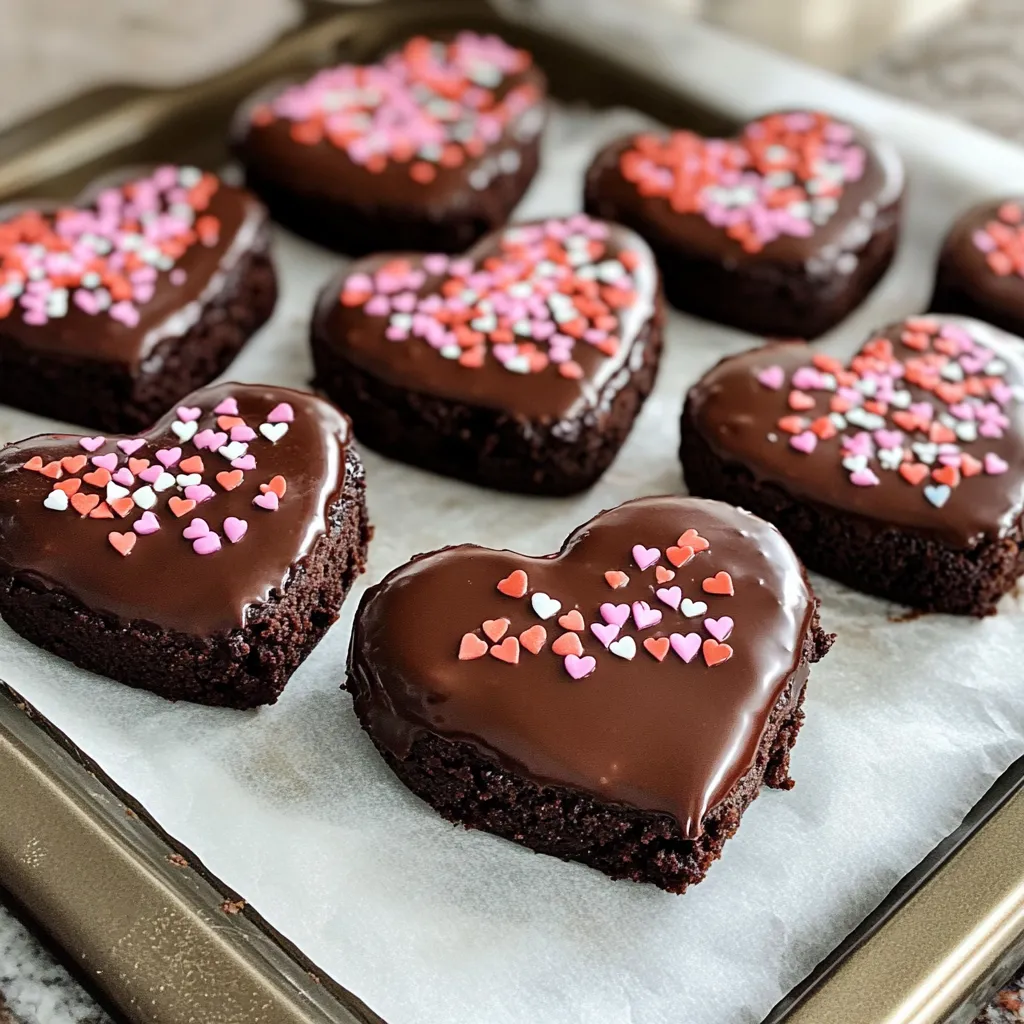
0, 167, 267, 368
313, 216, 661, 421
0, 383, 351, 635
349, 497, 815, 838
584, 110, 904, 270
686, 316, 1024, 548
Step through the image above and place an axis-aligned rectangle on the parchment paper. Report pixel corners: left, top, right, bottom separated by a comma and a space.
5, 58, 1024, 1024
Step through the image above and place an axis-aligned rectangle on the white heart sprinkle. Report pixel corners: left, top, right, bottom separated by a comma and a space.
259, 423, 288, 443
106, 482, 130, 502
176, 473, 201, 488
132, 485, 157, 509
153, 472, 176, 493
609, 636, 637, 660
171, 420, 198, 442
43, 489, 68, 511
530, 593, 561, 620
218, 441, 248, 461
680, 598, 708, 618
889, 390, 912, 409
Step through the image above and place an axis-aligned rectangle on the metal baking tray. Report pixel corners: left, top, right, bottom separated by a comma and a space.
2, 2, 1024, 1022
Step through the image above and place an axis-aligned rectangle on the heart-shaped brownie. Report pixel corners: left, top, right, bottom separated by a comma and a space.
682, 315, 1024, 615
0, 382, 369, 707
348, 496, 831, 893
584, 109, 904, 338
0, 165, 276, 433
312, 214, 662, 494
231, 32, 547, 256
931, 198, 1024, 339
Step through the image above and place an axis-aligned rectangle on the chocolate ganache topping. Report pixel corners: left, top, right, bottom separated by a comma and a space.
0, 383, 351, 635
0, 166, 267, 367
313, 214, 660, 422
685, 316, 1024, 549
348, 496, 815, 839
584, 110, 904, 272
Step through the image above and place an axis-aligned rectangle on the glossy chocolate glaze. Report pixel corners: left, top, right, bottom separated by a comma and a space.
312, 219, 660, 422
0, 383, 351, 635
349, 497, 815, 839
686, 317, 1024, 549
584, 112, 904, 273
0, 169, 268, 368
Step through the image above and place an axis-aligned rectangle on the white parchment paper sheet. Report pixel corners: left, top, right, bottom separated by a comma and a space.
6, 36, 1024, 1022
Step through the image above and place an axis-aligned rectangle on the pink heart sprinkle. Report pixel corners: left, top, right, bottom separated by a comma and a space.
133, 511, 160, 535
112, 468, 134, 487
656, 586, 682, 611
939, 453, 962, 468
631, 544, 661, 570
156, 447, 181, 468
599, 602, 630, 626
757, 365, 785, 390
232, 455, 257, 471
193, 429, 224, 451
223, 517, 248, 544
791, 367, 823, 391
564, 654, 596, 680
139, 466, 163, 483
632, 601, 663, 630
176, 406, 202, 422
670, 632, 702, 664
79, 436, 106, 452
874, 429, 903, 449
704, 616, 734, 641
985, 453, 1009, 475
230, 425, 257, 442
214, 397, 238, 416
91, 453, 118, 471
184, 484, 215, 504
267, 402, 294, 424
253, 492, 279, 511
590, 622, 620, 648
193, 533, 222, 556
850, 468, 881, 487
363, 295, 390, 316
423, 254, 449, 275
117, 438, 146, 455
789, 431, 818, 454
182, 518, 210, 540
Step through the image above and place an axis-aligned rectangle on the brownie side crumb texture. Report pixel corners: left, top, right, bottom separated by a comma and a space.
584, 191, 900, 339
349, 614, 832, 894
680, 404, 1024, 616
241, 135, 541, 257
0, 449, 369, 709
311, 306, 664, 497
0, 234, 278, 435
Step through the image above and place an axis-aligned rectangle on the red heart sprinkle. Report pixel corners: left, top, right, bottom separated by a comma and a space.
482, 617, 510, 642
777, 415, 805, 435
557, 609, 585, 632
108, 531, 136, 557
110, 497, 135, 518
128, 458, 150, 475
928, 422, 957, 444
168, 496, 197, 518
217, 470, 244, 491
961, 454, 983, 478
666, 545, 695, 567
40, 461, 62, 479
71, 493, 99, 516
702, 571, 734, 596
83, 468, 111, 488
261, 475, 287, 498
179, 455, 205, 474
655, 566, 676, 583
496, 569, 528, 598
702, 638, 733, 667
788, 390, 815, 411
458, 633, 488, 661
61, 455, 87, 474
604, 570, 629, 589
643, 636, 671, 662
22, 456, 44, 472
810, 416, 837, 440
54, 478, 81, 496
551, 632, 583, 657
217, 415, 245, 430
489, 637, 520, 665
932, 465, 960, 488
89, 502, 114, 519
519, 625, 547, 655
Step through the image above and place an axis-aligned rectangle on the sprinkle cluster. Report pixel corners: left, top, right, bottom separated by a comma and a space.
620, 112, 866, 254
458, 531, 738, 678
0, 166, 221, 328
973, 200, 1024, 278
340, 215, 641, 379
758, 319, 1018, 508
253, 33, 544, 187
22, 395, 294, 557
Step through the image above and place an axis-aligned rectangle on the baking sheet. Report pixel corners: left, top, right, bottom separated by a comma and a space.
4, 89, 1024, 1024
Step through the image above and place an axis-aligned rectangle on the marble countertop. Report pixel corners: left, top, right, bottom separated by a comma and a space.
5, 0, 1024, 1021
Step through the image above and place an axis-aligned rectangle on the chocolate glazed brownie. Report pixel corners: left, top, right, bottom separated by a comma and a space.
231, 32, 547, 256
0, 166, 276, 434
311, 214, 663, 495
584, 110, 905, 338
0, 383, 370, 708
682, 316, 1024, 615
348, 497, 832, 893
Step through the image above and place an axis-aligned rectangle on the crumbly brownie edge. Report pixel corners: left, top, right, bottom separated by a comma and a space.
0, 234, 278, 435
680, 401, 1024, 616
348, 612, 831, 894
239, 136, 541, 257
583, 189, 901, 339
310, 301, 664, 497
0, 448, 369, 709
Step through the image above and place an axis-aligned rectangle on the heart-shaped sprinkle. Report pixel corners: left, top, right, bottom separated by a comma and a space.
259, 423, 289, 443
483, 617, 510, 642
666, 544, 695, 567
670, 632, 702, 664
193, 532, 222, 556
43, 489, 69, 511
600, 602, 630, 626
563, 654, 596, 680
604, 570, 629, 589
118, 439, 146, 456
655, 566, 676, 583
680, 598, 708, 618
551, 632, 584, 657
182, 517, 210, 539
112, 467, 135, 488
153, 472, 176, 492
631, 600, 662, 630
133, 511, 160, 535
267, 402, 295, 424
519, 625, 547, 655
40, 461, 62, 479
172, 420, 198, 442
169, 496, 197, 518
757, 365, 785, 390
194, 430, 228, 452
22, 457, 43, 472
109, 496, 135, 518
261, 475, 287, 498
223, 517, 248, 544
90, 502, 113, 519
704, 616, 734, 641
458, 633, 488, 661
217, 470, 244, 491
985, 453, 1009, 475
91, 453, 118, 472
702, 572, 734, 596
179, 455, 204, 474
530, 592, 561, 619
702, 639, 733, 667
231, 425, 258, 443
214, 397, 239, 415
217, 416, 245, 431
497, 569, 528, 598
631, 544, 660, 570
557, 609, 585, 632
176, 406, 202, 422
61, 455, 87, 474
156, 447, 181, 469
490, 636, 520, 665
643, 636, 671, 662
53, 478, 81, 496
924, 484, 951, 508
71, 493, 99, 516
655, 586, 682, 611
590, 622, 620, 648
232, 454, 258, 471
678, 530, 711, 553
218, 441, 249, 461
83, 468, 111, 488
184, 484, 215, 504
79, 437, 106, 452
252, 492, 279, 511
108, 531, 136, 556
609, 636, 637, 660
